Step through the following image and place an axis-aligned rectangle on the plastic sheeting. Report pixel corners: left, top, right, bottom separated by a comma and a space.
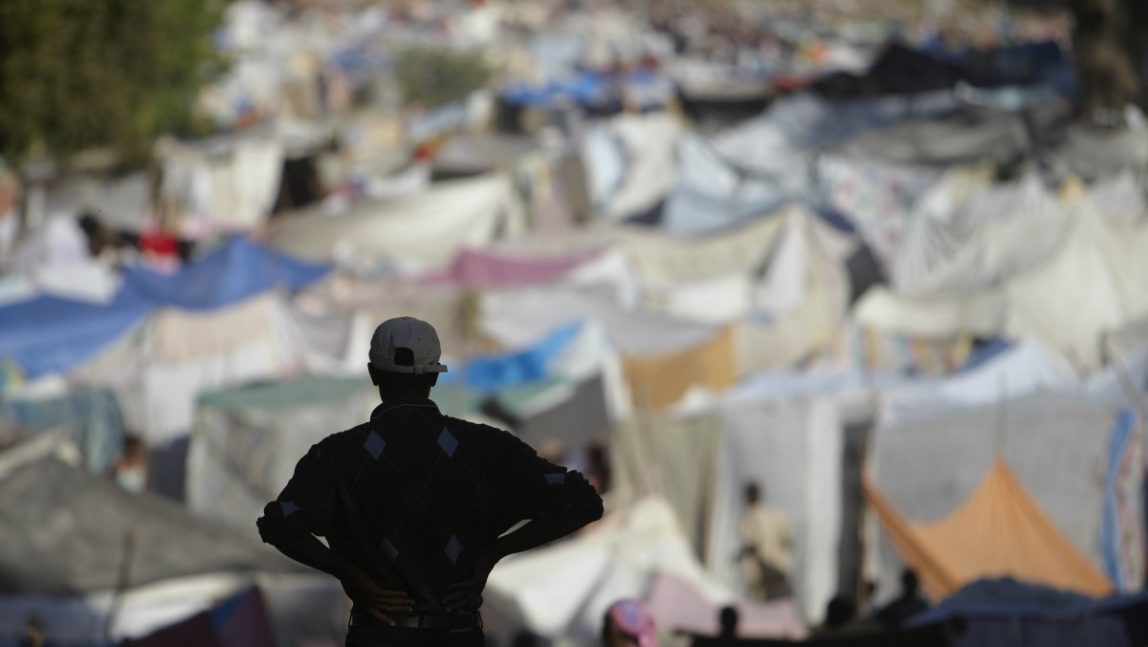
866, 459, 1113, 600
0, 389, 125, 474
0, 457, 292, 594
601, 113, 683, 220
187, 376, 375, 538
0, 237, 328, 379
484, 498, 752, 645
878, 338, 1077, 425
1004, 190, 1148, 371
614, 399, 844, 623
617, 207, 786, 290
419, 247, 600, 290
0, 286, 152, 379
270, 174, 526, 267
122, 237, 329, 312
911, 579, 1148, 647
487, 374, 611, 450
160, 137, 284, 233
868, 394, 1144, 600
623, 327, 738, 410
445, 322, 584, 394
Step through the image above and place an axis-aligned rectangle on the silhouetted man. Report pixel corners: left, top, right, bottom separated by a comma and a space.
718, 605, 739, 642
874, 569, 930, 628
258, 317, 603, 646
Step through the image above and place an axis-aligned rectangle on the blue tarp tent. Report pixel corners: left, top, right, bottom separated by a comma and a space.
911, 579, 1148, 647
0, 237, 330, 378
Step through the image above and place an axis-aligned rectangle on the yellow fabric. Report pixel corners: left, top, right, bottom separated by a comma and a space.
152, 294, 280, 363
865, 459, 1113, 601
622, 326, 737, 410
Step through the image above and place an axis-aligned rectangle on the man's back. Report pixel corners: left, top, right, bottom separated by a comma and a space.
258, 316, 603, 645
259, 398, 601, 614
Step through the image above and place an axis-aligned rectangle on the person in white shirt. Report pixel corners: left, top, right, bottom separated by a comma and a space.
737, 480, 792, 601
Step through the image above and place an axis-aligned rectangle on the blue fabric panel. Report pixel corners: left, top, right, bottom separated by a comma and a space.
444, 323, 582, 393
0, 286, 151, 379
122, 236, 330, 312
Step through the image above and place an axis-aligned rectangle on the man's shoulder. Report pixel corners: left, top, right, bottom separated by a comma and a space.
442, 415, 509, 438
313, 421, 374, 453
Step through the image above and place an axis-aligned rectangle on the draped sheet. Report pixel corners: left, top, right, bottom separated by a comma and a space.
270, 174, 526, 267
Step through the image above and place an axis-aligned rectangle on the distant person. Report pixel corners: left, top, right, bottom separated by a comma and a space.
718, 605, 739, 641
512, 630, 543, 647
258, 317, 603, 646
860, 579, 879, 615
602, 599, 657, 647
874, 569, 930, 628
812, 595, 857, 638
737, 481, 792, 600
110, 434, 149, 494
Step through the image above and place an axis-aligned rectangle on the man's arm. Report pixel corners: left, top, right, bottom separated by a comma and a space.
443, 469, 602, 611
257, 442, 412, 624
267, 533, 413, 625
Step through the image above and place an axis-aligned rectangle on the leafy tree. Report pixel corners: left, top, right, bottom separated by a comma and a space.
394, 47, 493, 110
0, 0, 225, 168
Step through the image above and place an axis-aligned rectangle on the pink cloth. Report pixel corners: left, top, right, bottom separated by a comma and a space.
645, 573, 807, 640
419, 248, 599, 289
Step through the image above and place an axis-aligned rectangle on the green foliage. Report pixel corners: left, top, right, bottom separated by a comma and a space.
0, 0, 226, 167
394, 47, 493, 110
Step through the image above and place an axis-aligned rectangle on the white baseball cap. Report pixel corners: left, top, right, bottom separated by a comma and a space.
368, 317, 448, 374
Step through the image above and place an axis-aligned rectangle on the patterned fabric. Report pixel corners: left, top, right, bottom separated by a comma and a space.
257, 398, 601, 613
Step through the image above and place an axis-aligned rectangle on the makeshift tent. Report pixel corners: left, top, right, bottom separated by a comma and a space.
868, 394, 1145, 598
878, 338, 1076, 425
614, 399, 844, 622
911, 579, 1148, 647
616, 207, 785, 291
70, 292, 309, 443
838, 103, 1065, 168
0, 455, 293, 594
120, 236, 328, 311
419, 246, 601, 290
866, 459, 1113, 600
126, 586, 276, 647
584, 113, 682, 220
187, 375, 376, 538
0, 388, 125, 474
623, 326, 738, 410
888, 168, 1058, 297
484, 498, 805, 645
483, 374, 611, 450
0, 237, 328, 379
1003, 185, 1148, 371
815, 154, 940, 268
160, 137, 285, 233
269, 174, 526, 268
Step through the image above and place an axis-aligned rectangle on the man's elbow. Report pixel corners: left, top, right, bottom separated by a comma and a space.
569, 486, 604, 526
257, 512, 296, 547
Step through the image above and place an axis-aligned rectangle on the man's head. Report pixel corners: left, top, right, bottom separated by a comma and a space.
900, 568, 920, 595
744, 481, 762, 506
367, 317, 448, 401
718, 605, 739, 636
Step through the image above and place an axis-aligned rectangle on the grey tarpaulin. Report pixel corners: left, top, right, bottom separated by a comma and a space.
0, 458, 294, 594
